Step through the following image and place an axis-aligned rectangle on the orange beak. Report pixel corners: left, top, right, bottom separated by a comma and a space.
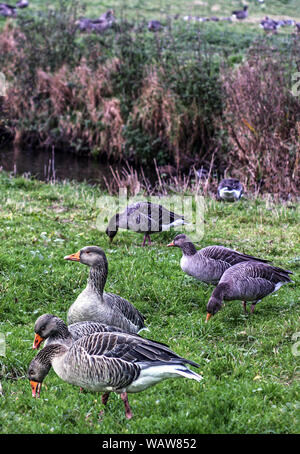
64, 251, 80, 261
33, 333, 44, 349
205, 313, 212, 323
30, 380, 41, 398
167, 241, 175, 247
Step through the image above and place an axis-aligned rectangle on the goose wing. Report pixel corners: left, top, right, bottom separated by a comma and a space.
121, 202, 184, 232
200, 246, 269, 266
104, 293, 146, 332
68, 321, 124, 341
75, 332, 200, 368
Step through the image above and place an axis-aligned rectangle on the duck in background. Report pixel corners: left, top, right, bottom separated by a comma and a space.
232, 6, 248, 21
217, 178, 244, 202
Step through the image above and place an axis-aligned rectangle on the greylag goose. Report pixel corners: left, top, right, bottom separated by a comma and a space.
217, 178, 244, 202
0, 3, 17, 17
76, 9, 115, 33
28, 332, 202, 419
148, 20, 163, 32
106, 201, 186, 246
64, 246, 146, 333
232, 6, 248, 20
206, 261, 293, 321
32, 313, 124, 350
167, 234, 269, 285
16, 0, 28, 7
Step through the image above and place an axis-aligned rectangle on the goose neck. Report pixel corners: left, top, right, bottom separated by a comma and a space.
87, 264, 108, 295
181, 242, 197, 256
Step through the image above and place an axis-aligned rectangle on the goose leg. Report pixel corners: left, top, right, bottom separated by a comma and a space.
99, 392, 111, 419
250, 303, 257, 314
101, 392, 110, 406
147, 234, 152, 246
142, 235, 147, 247
242, 301, 247, 314
121, 392, 133, 419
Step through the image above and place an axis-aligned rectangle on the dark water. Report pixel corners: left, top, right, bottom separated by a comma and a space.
0, 147, 121, 186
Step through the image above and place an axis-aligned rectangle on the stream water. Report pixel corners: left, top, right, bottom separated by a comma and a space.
0, 146, 121, 186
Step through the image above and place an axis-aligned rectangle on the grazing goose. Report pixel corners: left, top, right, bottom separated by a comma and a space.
260, 17, 280, 33
217, 178, 244, 202
64, 246, 146, 333
0, 3, 17, 17
167, 234, 269, 285
76, 9, 115, 33
232, 6, 248, 20
148, 20, 163, 32
28, 332, 202, 419
206, 261, 293, 321
16, 0, 28, 7
32, 313, 124, 350
106, 201, 186, 246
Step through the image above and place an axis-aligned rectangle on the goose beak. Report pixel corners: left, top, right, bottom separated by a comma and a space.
167, 241, 175, 247
64, 251, 80, 261
33, 333, 44, 349
205, 313, 212, 323
30, 381, 41, 398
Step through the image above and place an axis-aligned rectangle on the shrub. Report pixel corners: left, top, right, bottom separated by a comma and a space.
221, 52, 300, 197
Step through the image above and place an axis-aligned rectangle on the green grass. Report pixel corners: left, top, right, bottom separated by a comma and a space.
0, 171, 299, 434
2, 0, 300, 32
5, 0, 300, 21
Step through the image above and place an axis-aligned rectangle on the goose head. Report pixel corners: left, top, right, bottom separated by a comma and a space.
105, 214, 119, 243
206, 296, 223, 322
28, 344, 67, 397
167, 234, 197, 255
28, 357, 51, 398
33, 314, 69, 349
64, 246, 107, 267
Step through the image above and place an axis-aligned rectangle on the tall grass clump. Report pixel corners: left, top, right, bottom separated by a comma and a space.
221, 45, 300, 197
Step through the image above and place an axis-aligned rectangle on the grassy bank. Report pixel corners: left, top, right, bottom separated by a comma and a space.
0, 171, 299, 434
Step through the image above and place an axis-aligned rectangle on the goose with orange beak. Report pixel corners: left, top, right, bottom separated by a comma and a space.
32, 313, 125, 350
63, 246, 146, 334
205, 261, 293, 321
167, 234, 269, 285
28, 332, 202, 419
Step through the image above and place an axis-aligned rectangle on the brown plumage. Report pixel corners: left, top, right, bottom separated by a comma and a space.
106, 201, 185, 246
206, 261, 293, 320
64, 246, 146, 334
167, 234, 269, 285
28, 332, 202, 419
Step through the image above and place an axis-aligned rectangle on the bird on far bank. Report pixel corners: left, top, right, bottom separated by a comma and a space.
148, 20, 163, 32
217, 178, 244, 202
105, 201, 186, 246
232, 6, 248, 20
205, 261, 293, 321
0, 3, 17, 17
167, 234, 269, 285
